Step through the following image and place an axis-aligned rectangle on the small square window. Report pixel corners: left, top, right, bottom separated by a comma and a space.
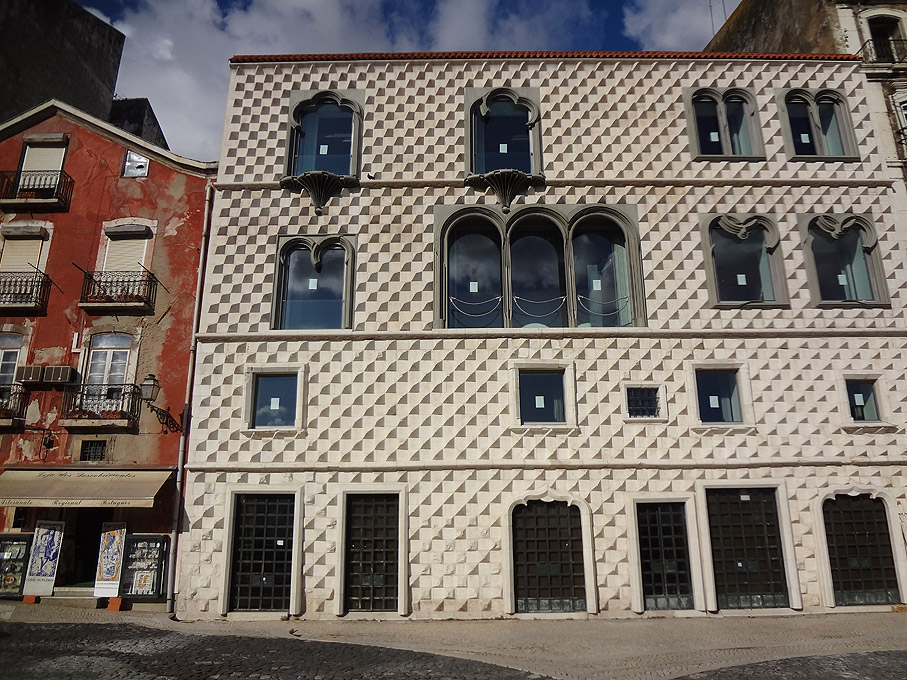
627, 387, 660, 418
80, 440, 106, 461
123, 150, 149, 177
252, 374, 297, 428
846, 380, 879, 421
518, 370, 565, 424
695, 370, 741, 423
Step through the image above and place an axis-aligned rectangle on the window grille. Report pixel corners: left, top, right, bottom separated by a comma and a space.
627, 387, 660, 418
344, 494, 399, 612
79, 440, 106, 462
637, 502, 693, 610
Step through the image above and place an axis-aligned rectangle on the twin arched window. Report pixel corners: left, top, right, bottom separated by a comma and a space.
784, 90, 853, 158
275, 237, 353, 329
444, 210, 639, 329
691, 89, 757, 157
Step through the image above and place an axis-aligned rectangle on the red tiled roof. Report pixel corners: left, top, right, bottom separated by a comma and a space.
230, 50, 860, 64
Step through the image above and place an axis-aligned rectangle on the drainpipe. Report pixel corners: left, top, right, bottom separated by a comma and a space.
167, 178, 215, 615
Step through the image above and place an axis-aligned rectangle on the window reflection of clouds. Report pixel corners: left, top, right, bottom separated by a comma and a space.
511, 225, 566, 328
252, 375, 297, 428
448, 225, 503, 328
281, 246, 345, 329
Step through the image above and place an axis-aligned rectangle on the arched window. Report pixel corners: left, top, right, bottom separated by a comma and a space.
440, 207, 643, 328
782, 89, 856, 158
275, 236, 353, 330
805, 215, 886, 305
446, 220, 503, 329
867, 15, 905, 63
467, 88, 542, 176
286, 91, 364, 178
704, 215, 784, 306
688, 88, 760, 158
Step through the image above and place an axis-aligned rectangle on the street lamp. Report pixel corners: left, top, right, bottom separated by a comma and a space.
140, 373, 161, 403
140, 373, 181, 433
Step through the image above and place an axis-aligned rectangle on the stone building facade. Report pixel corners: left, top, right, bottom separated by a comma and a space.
178, 51, 907, 620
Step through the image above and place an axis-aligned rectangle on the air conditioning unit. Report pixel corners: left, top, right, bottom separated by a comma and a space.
15, 365, 43, 383
43, 366, 74, 384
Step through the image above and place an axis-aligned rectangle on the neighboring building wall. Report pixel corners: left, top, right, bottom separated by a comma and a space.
179, 55, 907, 619
0, 0, 124, 123
706, 0, 842, 53
109, 99, 170, 151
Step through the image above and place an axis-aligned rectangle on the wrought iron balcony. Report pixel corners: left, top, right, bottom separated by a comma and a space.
0, 384, 27, 422
859, 39, 907, 64
79, 270, 157, 310
0, 271, 51, 312
61, 383, 142, 425
0, 170, 74, 211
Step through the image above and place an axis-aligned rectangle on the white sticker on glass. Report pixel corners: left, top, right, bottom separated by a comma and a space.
709, 395, 719, 409
800, 133, 810, 144
535, 395, 545, 409
308, 278, 318, 290
740, 493, 750, 501
499, 143, 508, 153
710, 131, 720, 142
276, 539, 285, 546
270, 398, 280, 410
837, 274, 847, 286
737, 274, 747, 286
592, 279, 602, 291
469, 281, 478, 293
853, 393, 865, 406
319, 144, 329, 155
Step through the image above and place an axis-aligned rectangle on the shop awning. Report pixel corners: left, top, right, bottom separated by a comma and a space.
0, 469, 172, 508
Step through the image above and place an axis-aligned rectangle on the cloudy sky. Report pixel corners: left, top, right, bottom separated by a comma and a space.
77, 0, 743, 161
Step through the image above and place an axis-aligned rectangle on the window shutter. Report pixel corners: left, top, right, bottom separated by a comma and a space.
103, 238, 147, 272
0, 239, 42, 272
21, 145, 65, 173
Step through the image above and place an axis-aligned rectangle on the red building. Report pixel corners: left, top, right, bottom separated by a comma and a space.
0, 100, 215, 607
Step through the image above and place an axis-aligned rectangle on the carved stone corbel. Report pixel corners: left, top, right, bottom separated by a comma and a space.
464, 169, 546, 213
279, 171, 359, 215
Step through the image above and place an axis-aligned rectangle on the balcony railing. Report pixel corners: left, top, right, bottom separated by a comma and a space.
62, 383, 142, 423
0, 271, 51, 312
0, 170, 74, 211
859, 38, 907, 64
79, 270, 157, 310
0, 384, 26, 421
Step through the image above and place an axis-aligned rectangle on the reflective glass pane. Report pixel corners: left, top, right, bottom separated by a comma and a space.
293, 103, 353, 175
711, 228, 774, 302
447, 225, 503, 328
846, 380, 879, 421
696, 370, 741, 423
473, 98, 531, 173
573, 228, 631, 326
91, 333, 132, 349
519, 370, 565, 423
725, 98, 752, 155
818, 99, 845, 156
787, 99, 817, 155
810, 227, 873, 301
510, 226, 567, 328
0, 349, 18, 384
252, 375, 297, 428
694, 98, 723, 155
0, 334, 21, 349
280, 246, 345, 329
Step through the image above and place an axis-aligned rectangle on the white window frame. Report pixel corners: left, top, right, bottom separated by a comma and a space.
509, 360, 577, 430
334, 484, 410, 617
219, 484, 305, 617
502, 491, 598, 615
812, 485, 907, 608
83, 331, 137, 385
627, 493, 706, 613
694, 479, 803, 613
243, 364, 306, 433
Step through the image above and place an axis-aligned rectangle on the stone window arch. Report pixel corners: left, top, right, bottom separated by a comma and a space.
686, 87, 763, 159
779, 88, 858, 159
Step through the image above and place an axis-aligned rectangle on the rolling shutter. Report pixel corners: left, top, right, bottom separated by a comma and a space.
21, 145, 65, 173
0, 239, 42, 272
103, 238, 147, 272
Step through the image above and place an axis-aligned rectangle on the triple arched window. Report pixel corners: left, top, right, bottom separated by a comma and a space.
441, 207, 643, 328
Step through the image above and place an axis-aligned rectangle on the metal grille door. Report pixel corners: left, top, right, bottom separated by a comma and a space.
512, 500, 586, 613
637, 502, 693, 610
707, 488, 789, 609
229, 494, 294, 612
824, 494, 901, 606
344, 494, 399, 612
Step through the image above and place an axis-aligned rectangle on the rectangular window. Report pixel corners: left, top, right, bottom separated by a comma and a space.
695, 370, 741, 423
122, 151, 149, 177
18, 144, 66, 197
707, 488, 789, 609
344, 493, 399, 612
626, 387, 660, 418
846, 379, 879, 421
0, 239, 42, 272
79, 440, 107, 462
104, 238, 148, 272
251, 374, 297, 428
518, 370, 565, 423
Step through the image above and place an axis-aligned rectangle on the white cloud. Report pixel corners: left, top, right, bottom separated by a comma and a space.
622, 0, 744, 52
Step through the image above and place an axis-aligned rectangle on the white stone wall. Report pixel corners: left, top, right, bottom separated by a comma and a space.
178, 55, 907, 619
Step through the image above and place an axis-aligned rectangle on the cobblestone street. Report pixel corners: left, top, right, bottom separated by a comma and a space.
1, 603, 906, 679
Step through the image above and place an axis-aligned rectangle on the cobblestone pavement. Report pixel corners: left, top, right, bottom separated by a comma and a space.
0, 622, 550, 680
1, 602, 906, 679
